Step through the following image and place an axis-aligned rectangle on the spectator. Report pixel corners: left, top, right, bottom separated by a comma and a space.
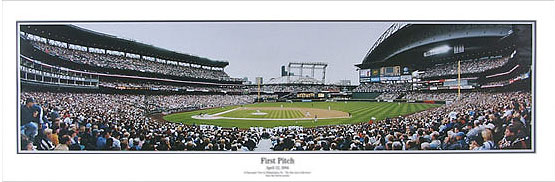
478, 129, 496, 150
54, 135, 71, 151
36, 129, 55, 151
105, 138, 119, 151
498, 124, 527, 149
96, 131, 111, 150
50, 129, 59, 146
20, 97, 41, 140
21, 134, 36, 151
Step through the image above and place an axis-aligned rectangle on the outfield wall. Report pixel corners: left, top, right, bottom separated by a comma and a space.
352, 92, 381, 99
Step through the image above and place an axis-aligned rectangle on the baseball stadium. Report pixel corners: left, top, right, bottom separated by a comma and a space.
18, 22, 533, 152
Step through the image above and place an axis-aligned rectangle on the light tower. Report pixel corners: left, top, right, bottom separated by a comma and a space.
287, 62, 328, 84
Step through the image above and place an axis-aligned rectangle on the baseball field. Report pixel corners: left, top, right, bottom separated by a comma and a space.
162, 101, 442, 128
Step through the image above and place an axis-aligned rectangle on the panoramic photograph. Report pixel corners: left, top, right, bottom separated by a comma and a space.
17, 22, 533, 152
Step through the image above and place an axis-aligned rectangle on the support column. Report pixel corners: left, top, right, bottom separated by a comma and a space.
300, 64, 303, 77
287, 64, 291, 83
311, 65, 315, 78
322, 65, 327, 83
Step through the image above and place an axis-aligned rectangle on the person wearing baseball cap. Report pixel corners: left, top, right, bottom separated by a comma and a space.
20, 97, 41, 140
454, 132, 469, 150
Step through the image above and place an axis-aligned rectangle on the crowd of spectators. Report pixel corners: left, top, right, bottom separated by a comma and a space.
30, 41, 235, 81
402, 92, 461, 101
145, 94, 257, 112
19, 91, 263, 151
422, 56, 510, 78
19, 90, 531, 152
248, 84, 340, 93
353, 83, 411, 92
100, 81, 245, 93
101, 82, 345, 94
264, 92, 531, 151
375, 92, 402, 100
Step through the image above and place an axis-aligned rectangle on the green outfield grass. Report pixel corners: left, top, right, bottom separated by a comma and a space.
162, 101, 442, 128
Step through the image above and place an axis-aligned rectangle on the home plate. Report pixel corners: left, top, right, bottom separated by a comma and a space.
251, 110, 268, 115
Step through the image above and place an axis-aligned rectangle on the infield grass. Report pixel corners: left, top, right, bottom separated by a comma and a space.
162, 101, 441, 128
219, 109, 306, 119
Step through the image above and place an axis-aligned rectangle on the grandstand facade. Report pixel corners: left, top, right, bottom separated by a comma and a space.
20, 25, 241, 86
354, 23, 532, 100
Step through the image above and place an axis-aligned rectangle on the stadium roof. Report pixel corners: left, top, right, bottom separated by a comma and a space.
357, 24, 515, 69
19, 24, 229, 68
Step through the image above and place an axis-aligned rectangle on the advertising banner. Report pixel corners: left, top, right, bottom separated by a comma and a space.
359, 69, 372, 78
380, 76, 401, 81
371, 69, 380, 77
360, 77, 372, 83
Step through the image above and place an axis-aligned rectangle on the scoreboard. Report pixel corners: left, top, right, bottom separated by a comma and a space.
360, 66, 412, 83
380, 66, 400, 76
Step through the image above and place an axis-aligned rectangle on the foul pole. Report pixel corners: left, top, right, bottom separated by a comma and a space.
257, 79, 261, 104
457, 60, 461, 100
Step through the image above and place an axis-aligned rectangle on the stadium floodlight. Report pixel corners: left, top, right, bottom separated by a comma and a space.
423, 45, 451, 57
433, 45, 450, 53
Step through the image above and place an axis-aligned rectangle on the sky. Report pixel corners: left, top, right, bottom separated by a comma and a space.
76, 22, 392, 85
